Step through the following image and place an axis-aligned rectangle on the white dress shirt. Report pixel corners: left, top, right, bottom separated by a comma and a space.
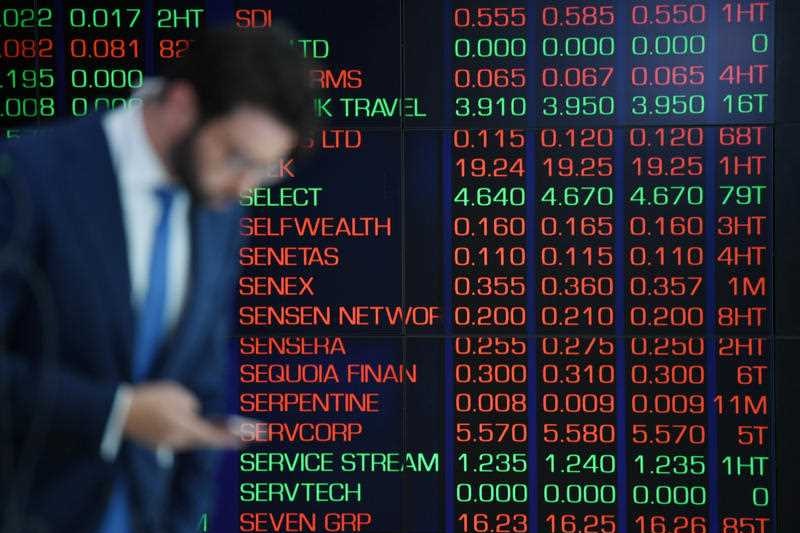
98, 99, 191, 465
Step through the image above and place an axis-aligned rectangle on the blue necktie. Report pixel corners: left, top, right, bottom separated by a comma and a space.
132, 186, 177, 381
97, 186, 177, 533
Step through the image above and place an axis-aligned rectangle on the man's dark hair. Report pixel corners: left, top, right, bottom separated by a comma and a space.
161, 24, 317, 138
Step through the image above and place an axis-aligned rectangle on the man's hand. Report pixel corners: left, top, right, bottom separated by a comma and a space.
123, 381, 240, 451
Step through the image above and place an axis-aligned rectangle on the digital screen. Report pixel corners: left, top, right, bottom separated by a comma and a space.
0, 2, 793, 533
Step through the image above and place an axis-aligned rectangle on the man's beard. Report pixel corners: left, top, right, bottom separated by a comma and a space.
167, 126, 207, 205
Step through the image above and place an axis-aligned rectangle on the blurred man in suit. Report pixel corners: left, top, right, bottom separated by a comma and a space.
0, 26, 314, 533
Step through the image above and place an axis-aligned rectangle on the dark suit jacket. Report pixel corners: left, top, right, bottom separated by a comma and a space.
0, 113, 241, 533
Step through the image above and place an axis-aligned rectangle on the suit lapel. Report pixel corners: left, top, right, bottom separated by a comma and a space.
151, 203, 233, 379
60, 114, 135, 376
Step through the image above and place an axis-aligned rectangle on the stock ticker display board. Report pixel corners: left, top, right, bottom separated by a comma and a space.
2, 1, 799, 533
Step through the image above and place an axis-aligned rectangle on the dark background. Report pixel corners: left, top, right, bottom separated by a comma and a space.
774, 1, 800, 531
